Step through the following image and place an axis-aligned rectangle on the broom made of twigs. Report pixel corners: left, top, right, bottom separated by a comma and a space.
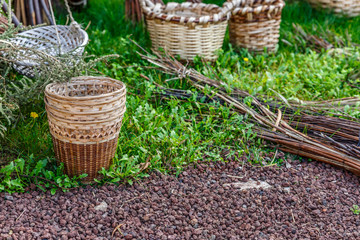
138, 50, 360, 176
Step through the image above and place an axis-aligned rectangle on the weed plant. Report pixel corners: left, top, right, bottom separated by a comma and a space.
1, 0, 360, 193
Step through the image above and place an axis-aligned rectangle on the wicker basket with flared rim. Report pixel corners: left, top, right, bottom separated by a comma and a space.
140, 0, 232, 61
227, 0, 285, 53
306, 0, 360, 17
9, 25, 88, 78
44, 76, 126, 182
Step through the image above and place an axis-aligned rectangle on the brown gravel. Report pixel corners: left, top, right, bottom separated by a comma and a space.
1, 158, 360, 240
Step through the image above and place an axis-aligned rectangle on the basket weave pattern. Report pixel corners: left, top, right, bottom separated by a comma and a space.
307, 0, 360, 17
228, 0, 285, 53
141, 0, 231, 60
0, 16, 8, 34
10, 25, 88, 78
45, 76, 126, 181
146, 18, 227, 60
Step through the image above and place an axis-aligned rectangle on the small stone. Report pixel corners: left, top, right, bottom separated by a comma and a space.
190, 218, 198, 226
124, 235, 133, 240
142, 214, 151, 221
59, 219, 67, 226
4, 195, 14, 201
313, 209, 321, 215
94, 202, 108, 212
193, 229, 202, 235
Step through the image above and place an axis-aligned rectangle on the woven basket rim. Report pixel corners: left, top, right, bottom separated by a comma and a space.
44, 98, 125, 116
44, 87, 126, 106
46, 107, 126, 125
15, 25, 89, 49
141, 0, 231, 24
45, 76, 126, 101
0, 15, 8, 23
10, 25, 89, 78
228, 0, 285, 13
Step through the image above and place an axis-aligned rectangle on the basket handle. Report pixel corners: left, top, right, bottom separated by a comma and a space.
47, 0, 84, 55
140, 0, 165, 16
63, 0, 82, 30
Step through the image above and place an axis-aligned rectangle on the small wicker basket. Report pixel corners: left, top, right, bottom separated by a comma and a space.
140, 0, 231, 61
45, 76, 126, 182
306, 0, 360, 17
10, 25, 88, 78
228, 0, 285, 53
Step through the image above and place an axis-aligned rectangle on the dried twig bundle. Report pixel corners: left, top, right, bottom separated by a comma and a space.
8, 0, 55, 26
282, 23, 359, 53
140, 51, 360, 175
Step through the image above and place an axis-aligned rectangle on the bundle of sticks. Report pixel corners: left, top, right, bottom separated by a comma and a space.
139, 51, 360, 175
10, 0, 55, 26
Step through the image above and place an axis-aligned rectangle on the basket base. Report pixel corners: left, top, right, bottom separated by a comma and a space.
52, 136, 118, 182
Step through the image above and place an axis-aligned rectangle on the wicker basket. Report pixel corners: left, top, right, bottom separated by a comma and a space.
45, 76, 126, 182
10, 25, 88, 78
140, 0, 231, 61
306, 0, 360, 17
228, 0, 285, 53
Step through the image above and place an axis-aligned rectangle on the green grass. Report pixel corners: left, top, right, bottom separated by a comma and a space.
1, 0, 360, 191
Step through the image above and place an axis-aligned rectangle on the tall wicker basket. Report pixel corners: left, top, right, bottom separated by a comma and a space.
140, 0, 231, 61
306, 0, 360, 17
228, 0, 285, 53
45, 76, 126, 182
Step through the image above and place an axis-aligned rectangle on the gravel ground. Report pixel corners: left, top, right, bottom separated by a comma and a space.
1, 158, 360, 240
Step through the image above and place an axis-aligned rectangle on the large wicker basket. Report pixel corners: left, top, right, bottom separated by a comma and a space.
10, 25, 88, 78
306, 0, 360, 17
228, 0, 285, 53
45, 76, 126, 182
140, 0, 231, 61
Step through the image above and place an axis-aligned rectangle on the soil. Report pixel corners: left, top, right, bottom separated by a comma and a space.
1, 158, 360, 240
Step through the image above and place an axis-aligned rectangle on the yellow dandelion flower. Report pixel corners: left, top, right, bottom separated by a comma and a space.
244, 58, 249, 62
30, 112, 39, 119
